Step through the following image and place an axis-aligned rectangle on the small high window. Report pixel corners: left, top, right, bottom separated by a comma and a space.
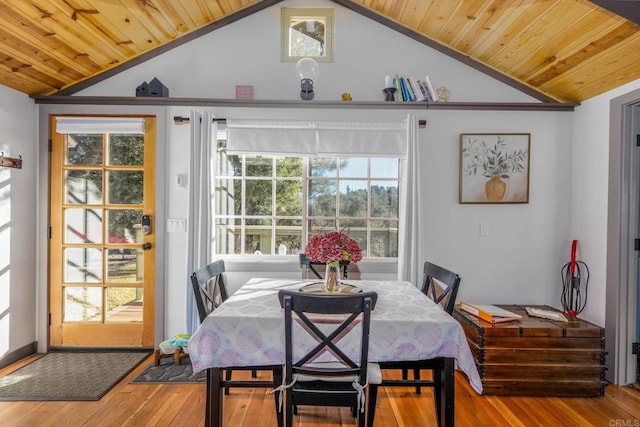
281, 8, 334, 63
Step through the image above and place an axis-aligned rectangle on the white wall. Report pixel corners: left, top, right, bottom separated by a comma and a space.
78, 0, 534, 103
572, 78, 640, 328
0, 85, 37, 365
24, 0, 583, 349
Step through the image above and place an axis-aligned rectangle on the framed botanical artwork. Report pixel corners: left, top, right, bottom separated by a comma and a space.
459, 133, 530, 204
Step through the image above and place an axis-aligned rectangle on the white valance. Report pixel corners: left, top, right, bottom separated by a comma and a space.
226, 119, 407, 157
55, 117, 146, 134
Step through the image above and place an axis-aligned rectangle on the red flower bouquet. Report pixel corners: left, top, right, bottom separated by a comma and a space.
305, 231, 362, 292
305, 231, 363, 264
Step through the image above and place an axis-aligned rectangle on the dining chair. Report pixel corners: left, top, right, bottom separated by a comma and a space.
299, 253, 349, 280
274, 290, 380, 427
379, 261, 461, 411
191, 259, 272, 394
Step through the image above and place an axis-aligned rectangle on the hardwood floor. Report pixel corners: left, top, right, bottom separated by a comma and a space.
1, 354, 639, 426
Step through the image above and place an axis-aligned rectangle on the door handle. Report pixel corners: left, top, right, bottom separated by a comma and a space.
142, 242, 152, 250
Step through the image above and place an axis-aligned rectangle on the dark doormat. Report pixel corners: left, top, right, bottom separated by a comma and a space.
131, 356, 205, 383
0, 351, 150, 401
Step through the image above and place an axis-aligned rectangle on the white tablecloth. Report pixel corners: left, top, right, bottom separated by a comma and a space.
188, 278, 482, 394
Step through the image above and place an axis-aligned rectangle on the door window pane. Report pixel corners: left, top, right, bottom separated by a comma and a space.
65, 134, 103, 166
65, 208, 103, 244
66, 170, 103, 205
109, 134, 143, 165
64, 287, 102, 321
108, 171, 143, 204
108, 209, 142, 243
106, 287, 143, 322
107, 248, 141, 283
65, 248, 102, 283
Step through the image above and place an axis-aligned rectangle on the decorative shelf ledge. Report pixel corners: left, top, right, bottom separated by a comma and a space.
32, 96, 579, 111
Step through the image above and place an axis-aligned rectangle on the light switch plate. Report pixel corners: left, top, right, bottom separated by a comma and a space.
167, 218, 186, 232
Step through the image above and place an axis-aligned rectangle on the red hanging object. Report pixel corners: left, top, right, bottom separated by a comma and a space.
561, 239, 589, 317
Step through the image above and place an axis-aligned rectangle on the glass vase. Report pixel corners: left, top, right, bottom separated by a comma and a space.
324, 262, 341, 293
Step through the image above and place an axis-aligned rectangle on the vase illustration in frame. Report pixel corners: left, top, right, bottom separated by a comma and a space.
459, 133, 530, 204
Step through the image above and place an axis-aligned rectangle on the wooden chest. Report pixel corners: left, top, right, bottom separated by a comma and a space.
453, 304, 607, 397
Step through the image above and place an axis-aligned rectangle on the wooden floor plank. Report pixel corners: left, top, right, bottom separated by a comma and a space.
0, 355, 639, 426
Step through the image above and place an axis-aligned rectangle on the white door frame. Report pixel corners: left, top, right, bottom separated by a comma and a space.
606, 88, 640, 385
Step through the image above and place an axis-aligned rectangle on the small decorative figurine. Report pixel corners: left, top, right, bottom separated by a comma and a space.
436, 86, 451, 102
341, 92, 352, 101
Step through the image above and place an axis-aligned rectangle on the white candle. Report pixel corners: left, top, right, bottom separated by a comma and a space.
385, 75, 393, 88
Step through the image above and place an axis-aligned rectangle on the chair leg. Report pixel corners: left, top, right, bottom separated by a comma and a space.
413, 368, 421, 394
224, 369, 232, 395
433, 367, 442, 426
402, 368, 408, 381
367, 384, 379, 427
285, 389, 294, 427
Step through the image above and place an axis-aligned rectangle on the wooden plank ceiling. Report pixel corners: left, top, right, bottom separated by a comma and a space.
1, 0, 639, 103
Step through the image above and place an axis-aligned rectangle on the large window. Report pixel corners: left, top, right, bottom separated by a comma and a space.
214, 141, 400, 258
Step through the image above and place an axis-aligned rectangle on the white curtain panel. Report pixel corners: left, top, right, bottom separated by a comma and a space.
185, 111, 215, 334
397, 114, 422, 285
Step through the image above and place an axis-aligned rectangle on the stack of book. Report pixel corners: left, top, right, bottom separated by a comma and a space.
459, 301, 523, 324
391, 74, 437, 102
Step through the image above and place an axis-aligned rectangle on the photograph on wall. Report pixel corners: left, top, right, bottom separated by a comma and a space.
459, 133, 530, 204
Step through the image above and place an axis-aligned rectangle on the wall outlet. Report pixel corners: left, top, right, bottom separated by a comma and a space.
480, 222, 489, 236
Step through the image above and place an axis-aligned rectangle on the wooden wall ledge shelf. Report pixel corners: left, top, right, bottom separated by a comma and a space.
32, 96, 578, 111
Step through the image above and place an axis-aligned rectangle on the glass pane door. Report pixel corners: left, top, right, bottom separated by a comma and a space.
49, 116, 155, 347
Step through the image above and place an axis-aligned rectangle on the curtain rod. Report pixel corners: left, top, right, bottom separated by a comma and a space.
173, 116, 426, 128
173, 116, 226, 125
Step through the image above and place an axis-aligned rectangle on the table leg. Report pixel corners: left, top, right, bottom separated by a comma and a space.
205, 368, 223, 427
272, 367, 283, 427
438, 358, 455, 427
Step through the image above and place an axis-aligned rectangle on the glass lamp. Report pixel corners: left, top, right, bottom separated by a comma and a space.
296, 58, 319, 100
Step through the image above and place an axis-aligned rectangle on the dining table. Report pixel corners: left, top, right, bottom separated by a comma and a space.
188, 278, 482, 427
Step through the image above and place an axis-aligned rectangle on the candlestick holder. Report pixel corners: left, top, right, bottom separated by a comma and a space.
383, 87, 397, 102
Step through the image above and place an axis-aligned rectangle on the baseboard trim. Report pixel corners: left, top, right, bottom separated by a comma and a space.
0, 342, 37, 369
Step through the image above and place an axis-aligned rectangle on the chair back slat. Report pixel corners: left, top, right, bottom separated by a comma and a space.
420, 261, 461, 315
190, 259, 229, 322
278, 290, 377, 384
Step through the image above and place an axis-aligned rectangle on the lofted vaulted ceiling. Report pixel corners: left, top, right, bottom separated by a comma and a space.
1, 0, 640, 103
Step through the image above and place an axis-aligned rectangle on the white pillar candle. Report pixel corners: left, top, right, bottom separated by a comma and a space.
385, 75, 393, 88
